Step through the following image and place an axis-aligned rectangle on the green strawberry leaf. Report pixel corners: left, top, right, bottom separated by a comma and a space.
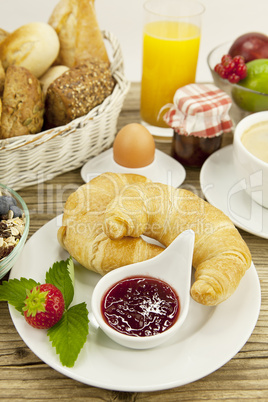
45, 257, 74, 309
0, 278, 40, 314
0, 257, 90, 367
47, 302, 89, 367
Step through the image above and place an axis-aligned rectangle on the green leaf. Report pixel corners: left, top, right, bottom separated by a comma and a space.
47, 302, 89, 367
0, 278, 40, 314
45, 257, 74, 309
67, 258, 75, 289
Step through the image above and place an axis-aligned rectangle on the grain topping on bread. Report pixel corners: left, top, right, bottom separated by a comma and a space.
45, 58, 115, 128
0, 65, 45, 138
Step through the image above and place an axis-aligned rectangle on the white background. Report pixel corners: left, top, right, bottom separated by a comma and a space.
1, 0, 268, 82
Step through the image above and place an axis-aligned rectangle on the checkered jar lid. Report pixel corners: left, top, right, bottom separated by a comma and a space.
164, 83, 233, 138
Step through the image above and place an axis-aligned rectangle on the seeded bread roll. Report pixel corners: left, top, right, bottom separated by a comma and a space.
40, 65, 69, 95
44, 58, 115, 128
0, 65, 45, 138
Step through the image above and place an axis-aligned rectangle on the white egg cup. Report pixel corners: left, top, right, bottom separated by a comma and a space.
91, 230, 195, 349
81, 148, 186, 188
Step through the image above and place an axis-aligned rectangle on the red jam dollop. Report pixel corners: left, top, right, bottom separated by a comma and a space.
101, 276, 180, 337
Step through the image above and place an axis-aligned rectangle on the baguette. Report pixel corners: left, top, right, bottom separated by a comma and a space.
48, 0, 109, 67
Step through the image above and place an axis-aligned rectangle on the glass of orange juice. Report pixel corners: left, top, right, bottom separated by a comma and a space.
140, 0, 205, 141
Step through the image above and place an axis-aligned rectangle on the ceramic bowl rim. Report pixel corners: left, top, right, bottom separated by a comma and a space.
91, 229, 195, 349
91, 262, 190, 348
234, 111, 268, 168
0, 183, 30, 273
207, 41, 268, 97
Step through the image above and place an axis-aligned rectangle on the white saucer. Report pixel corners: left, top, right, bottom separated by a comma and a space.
200, 145, 268, 239
141, 121, 173, 143
81, 148, 186, 188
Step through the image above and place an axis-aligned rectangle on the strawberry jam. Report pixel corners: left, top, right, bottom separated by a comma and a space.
101, 276, 180, 337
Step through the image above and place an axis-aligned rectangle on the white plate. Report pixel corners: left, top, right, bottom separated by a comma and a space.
81, 148, 186, 188
8, 216, 261, 392
200, 145, 268, 239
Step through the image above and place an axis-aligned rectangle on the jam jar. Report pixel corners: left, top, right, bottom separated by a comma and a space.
164, 83, 233, 168
172, 130, 223, 168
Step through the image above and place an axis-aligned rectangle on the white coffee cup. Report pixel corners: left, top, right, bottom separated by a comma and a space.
233, 111, 268, 209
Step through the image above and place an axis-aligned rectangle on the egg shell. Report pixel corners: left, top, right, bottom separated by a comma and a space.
113, 123, 155, 168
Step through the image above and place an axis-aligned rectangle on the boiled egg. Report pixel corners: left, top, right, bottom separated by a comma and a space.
113, 123, 155, 168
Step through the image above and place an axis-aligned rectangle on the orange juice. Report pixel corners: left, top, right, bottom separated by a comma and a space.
140, 21, 201, 127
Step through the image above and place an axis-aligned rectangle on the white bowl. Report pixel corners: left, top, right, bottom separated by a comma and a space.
0, 183, 30, 279
91, 230, 195, 349
233, 111, 268, 208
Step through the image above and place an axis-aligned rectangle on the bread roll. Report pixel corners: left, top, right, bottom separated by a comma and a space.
40, 65, 69, 95
48, 0, 109, 67
0, 28, 9, 44
0, 60, 5, 95
1, 65, 45, 138
44, 58, 115, 128
0, 22, 60, 78
0, 98, 2, 136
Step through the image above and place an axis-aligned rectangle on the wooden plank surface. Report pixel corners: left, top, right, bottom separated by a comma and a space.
1, 83, 268, 401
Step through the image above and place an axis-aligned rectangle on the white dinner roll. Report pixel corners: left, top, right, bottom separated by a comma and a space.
0, 22, 60, 78
40, 65, 69, 95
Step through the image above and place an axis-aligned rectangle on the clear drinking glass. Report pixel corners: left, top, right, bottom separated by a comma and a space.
140, 0, 205, 141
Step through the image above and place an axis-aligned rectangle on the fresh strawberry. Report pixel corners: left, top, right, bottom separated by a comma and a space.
23, 284, 65, 329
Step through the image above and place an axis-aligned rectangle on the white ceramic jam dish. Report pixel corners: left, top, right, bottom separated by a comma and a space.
233, 111, 268, 209
91, 230, 195, 349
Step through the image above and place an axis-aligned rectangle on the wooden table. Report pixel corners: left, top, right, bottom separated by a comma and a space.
1, 83, 268, 401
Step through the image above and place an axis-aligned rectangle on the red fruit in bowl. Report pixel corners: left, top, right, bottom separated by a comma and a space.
23, 284, 65, 329
214, 54, 247, 83
229, 32, 268, 63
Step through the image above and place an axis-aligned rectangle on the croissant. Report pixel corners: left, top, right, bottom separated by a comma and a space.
58, 172, 251, 306
103, 179, 252, 306
57, 173, 163, 275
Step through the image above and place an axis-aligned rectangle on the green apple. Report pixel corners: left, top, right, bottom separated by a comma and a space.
232, 59, 268, 112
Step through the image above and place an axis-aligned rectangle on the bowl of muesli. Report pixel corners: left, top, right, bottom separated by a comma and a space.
0, 184, 29, 279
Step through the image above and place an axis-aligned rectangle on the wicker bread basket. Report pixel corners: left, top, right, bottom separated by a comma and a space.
0, 30, 130, 190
